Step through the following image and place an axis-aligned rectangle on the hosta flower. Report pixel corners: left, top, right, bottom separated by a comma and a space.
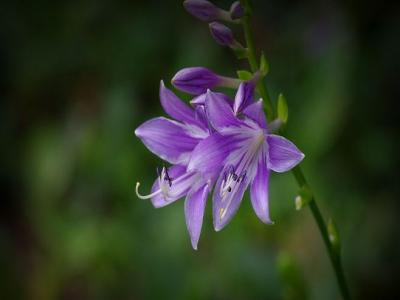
188, 88, 305, 231
135, 81, 229, 249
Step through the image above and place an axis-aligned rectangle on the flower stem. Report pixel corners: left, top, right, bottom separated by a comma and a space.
292, 167, 350, 300
241, 9, 274, 121
240, 1, 351, 299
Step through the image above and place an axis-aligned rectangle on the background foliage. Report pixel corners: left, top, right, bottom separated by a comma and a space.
1, 0, 399, 299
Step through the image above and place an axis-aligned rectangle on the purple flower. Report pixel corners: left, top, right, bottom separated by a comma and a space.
135, 78, 304, 247
230, 1, 245, 20
135, 82, 232, 249
183, 0, 228, 22
172, 67, 222, 95
209, 22, 234, 46
188, 89, 305, 231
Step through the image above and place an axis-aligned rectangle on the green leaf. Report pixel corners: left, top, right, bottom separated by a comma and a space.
236, 70, 253, 81
328, 218, 341, 255
295, 185, 312, 210
259, 52, 269, 76
277, 93, 288, 124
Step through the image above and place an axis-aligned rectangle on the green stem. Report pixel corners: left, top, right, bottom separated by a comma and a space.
240, 1, 351, 299
241, 11, 274, 121
292, 167, 350, 300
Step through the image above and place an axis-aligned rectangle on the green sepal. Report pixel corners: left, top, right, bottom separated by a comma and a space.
259, 52, 269, 76
277, 93, 288, 124
328, 218, 341, 255
295, 185, 312, 210
236, 70, 253, 81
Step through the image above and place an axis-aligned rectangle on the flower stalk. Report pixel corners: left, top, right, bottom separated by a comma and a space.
240, 0, 351, 299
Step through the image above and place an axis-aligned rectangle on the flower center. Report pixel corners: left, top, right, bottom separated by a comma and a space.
219, 165, 246, 198
218, 129, 265, 220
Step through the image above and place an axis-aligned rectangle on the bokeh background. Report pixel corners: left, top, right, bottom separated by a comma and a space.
1, 0, 399, 299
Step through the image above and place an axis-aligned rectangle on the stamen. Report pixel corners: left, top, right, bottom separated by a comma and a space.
164, 168, 173, 187
219, 165, 247, 199
135, 182, 162, 199
219, 208, 226, 219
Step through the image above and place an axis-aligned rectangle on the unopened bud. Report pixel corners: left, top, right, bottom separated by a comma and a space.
209, 22, 234, 46
294, 185, 312, 210
328, 218, 341, 255
183, 0, 226, 22
230, 1, 245, 20
172, 67, 221, 95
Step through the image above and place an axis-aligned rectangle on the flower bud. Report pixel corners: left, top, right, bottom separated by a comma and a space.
328, 218, 341, 255
294, 185, 312, 210
172, 67, 221, 95
209, 22, 234, 46
183, 0, 223, 22
230, 1, 245, 20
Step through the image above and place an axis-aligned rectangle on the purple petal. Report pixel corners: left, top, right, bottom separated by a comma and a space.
267, 134, 305, 172
212, 163, 251, 231
205, 90, 241, 130
194, 105, 211, 131
151, 165, 196, 208
242, 99, 267, 129
233, 81, 255, 115
172, 67, 221, 95
191, 91, 232, 107
160, 81, 198, 125
250, 149, 272, 224
188, 133, 241, 178
135, 117, 200, 164
185, 184, 209, 250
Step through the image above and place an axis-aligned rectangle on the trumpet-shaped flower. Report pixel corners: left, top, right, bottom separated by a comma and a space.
188, 88, 305, 231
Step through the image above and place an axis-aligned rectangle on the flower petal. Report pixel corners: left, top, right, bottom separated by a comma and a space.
150, 165, 196, 208
205, 90, 241, 130
233, 81, 255, 115
185, 184, 209, 250
267, 134, 305, 172
160, 81, 198, 125
188, 133, 241, 178
191, 92, 232, 107
212, 162, 251, 231
135, 117, 200, 164
193, 105, 211, 131
250, 148, 273, 224
242, 99, 267, 129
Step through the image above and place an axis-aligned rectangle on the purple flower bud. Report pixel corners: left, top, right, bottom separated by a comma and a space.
172, 67, 221, 95
183, 0, 222, 22
230, 1, 245, 20
209, 22, 234, 46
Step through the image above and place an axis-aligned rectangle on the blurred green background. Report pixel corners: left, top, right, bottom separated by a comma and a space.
1, 0, 399, 299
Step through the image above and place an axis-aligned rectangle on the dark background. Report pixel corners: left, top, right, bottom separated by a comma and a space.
1, 0, 399, 299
